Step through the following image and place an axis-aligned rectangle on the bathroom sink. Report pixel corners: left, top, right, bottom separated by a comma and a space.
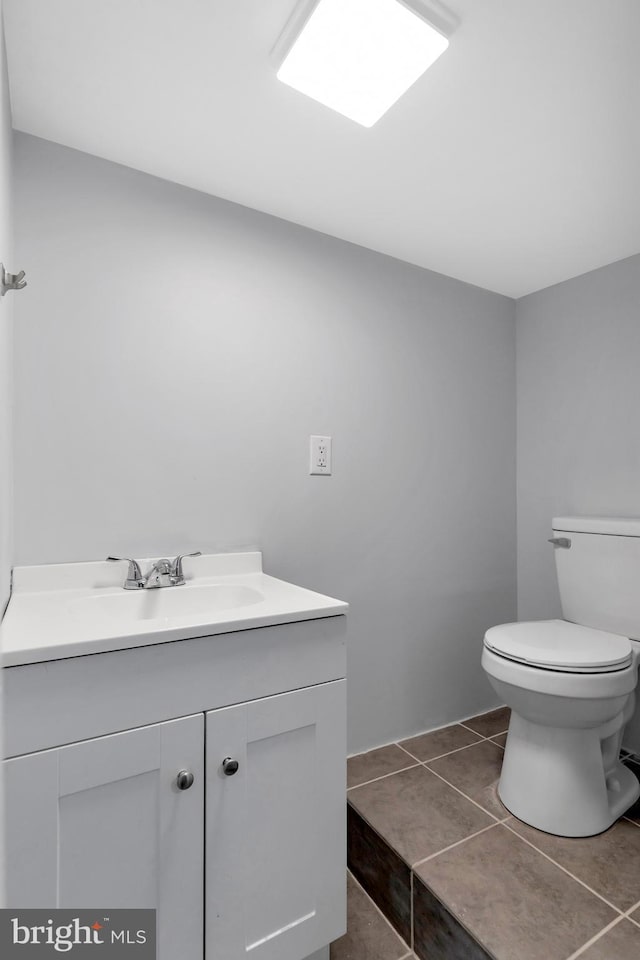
1, 551, 349, 665
71, 582, 264, 623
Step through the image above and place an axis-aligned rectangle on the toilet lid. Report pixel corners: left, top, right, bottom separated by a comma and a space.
484, 619, 633, 673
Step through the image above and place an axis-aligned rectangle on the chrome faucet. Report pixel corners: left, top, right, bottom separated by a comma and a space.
107, 557, 145, 590
143, 558, 174, 589
107, 552, 202, 590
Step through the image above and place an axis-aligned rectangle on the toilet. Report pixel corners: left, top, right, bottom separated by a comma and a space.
482, 516, 640, 837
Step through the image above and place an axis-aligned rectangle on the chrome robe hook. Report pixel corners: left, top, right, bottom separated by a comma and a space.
1, 264, 27, 296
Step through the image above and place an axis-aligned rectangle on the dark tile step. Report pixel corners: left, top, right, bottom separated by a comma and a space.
413, 875, 493, 960
347, 801, 495, 960
347, 803, 412, 946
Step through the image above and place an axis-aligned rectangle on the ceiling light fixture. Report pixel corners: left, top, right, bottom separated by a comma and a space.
273, 0, 458, 128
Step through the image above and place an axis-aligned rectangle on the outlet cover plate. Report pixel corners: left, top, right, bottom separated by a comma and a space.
310, 435, 332, 475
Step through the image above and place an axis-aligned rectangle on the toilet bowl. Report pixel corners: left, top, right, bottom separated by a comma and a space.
483, 623, 640, 836
482, 516, 640, 838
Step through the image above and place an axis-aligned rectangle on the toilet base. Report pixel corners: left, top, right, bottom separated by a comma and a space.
498, 712, 640, 837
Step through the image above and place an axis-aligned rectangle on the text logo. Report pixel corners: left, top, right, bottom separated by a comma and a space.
0, 910, 156, 957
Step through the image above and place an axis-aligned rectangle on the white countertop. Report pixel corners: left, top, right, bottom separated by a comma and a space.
1, 552, 348, 666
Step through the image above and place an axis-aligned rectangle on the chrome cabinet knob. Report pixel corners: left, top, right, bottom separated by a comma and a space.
222, 757, 239, 776
176, 770, 195, 791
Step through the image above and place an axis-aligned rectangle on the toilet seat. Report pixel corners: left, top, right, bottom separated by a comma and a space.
484, 619, 632, 674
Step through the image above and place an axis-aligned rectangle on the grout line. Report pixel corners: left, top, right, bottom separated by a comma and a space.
421, 763, 503, 821
457, 721, 509, 740
433, 738, 507, 763
622, 815, 640, 829
415, 738, 499, 765
346, 869, 412, 955
562, 915, 626, 960
397, 737, 487, 765
457, 720, 487, 736
502, 821, 622, 914
347, 761, 421, 792
411, 820, 503, 869
624, 897, 640, 925
353, 710, 511, 770
395, 742, 426, 763
355, 735, 501, 777
347, 732, 428, 760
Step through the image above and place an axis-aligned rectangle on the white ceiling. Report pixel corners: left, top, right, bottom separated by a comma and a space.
4, 0, 640, 297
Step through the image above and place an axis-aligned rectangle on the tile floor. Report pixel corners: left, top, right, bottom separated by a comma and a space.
334, 707, 640, 960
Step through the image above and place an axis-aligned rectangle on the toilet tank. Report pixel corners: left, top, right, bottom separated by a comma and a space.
552, 516, 640, 640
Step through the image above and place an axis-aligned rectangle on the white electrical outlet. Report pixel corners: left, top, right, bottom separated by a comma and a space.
310, 435, 332, 475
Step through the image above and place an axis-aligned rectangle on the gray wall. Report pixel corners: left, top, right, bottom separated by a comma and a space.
516, 253, 640, 750
0, 0, 12, 906
13, 134, 517, 753
0, 3, 12, 613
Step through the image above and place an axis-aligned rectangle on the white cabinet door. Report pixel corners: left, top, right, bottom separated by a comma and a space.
4, 714, 204, 960
206, 679, 346, 960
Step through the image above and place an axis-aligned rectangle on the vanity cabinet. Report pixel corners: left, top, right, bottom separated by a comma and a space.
207, 682, 345, 959
5, 714, 205, 959
3, 614, 347, 960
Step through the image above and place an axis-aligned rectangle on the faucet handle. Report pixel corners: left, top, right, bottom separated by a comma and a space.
171, 551, 202, 580
107, 556, 145, 588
